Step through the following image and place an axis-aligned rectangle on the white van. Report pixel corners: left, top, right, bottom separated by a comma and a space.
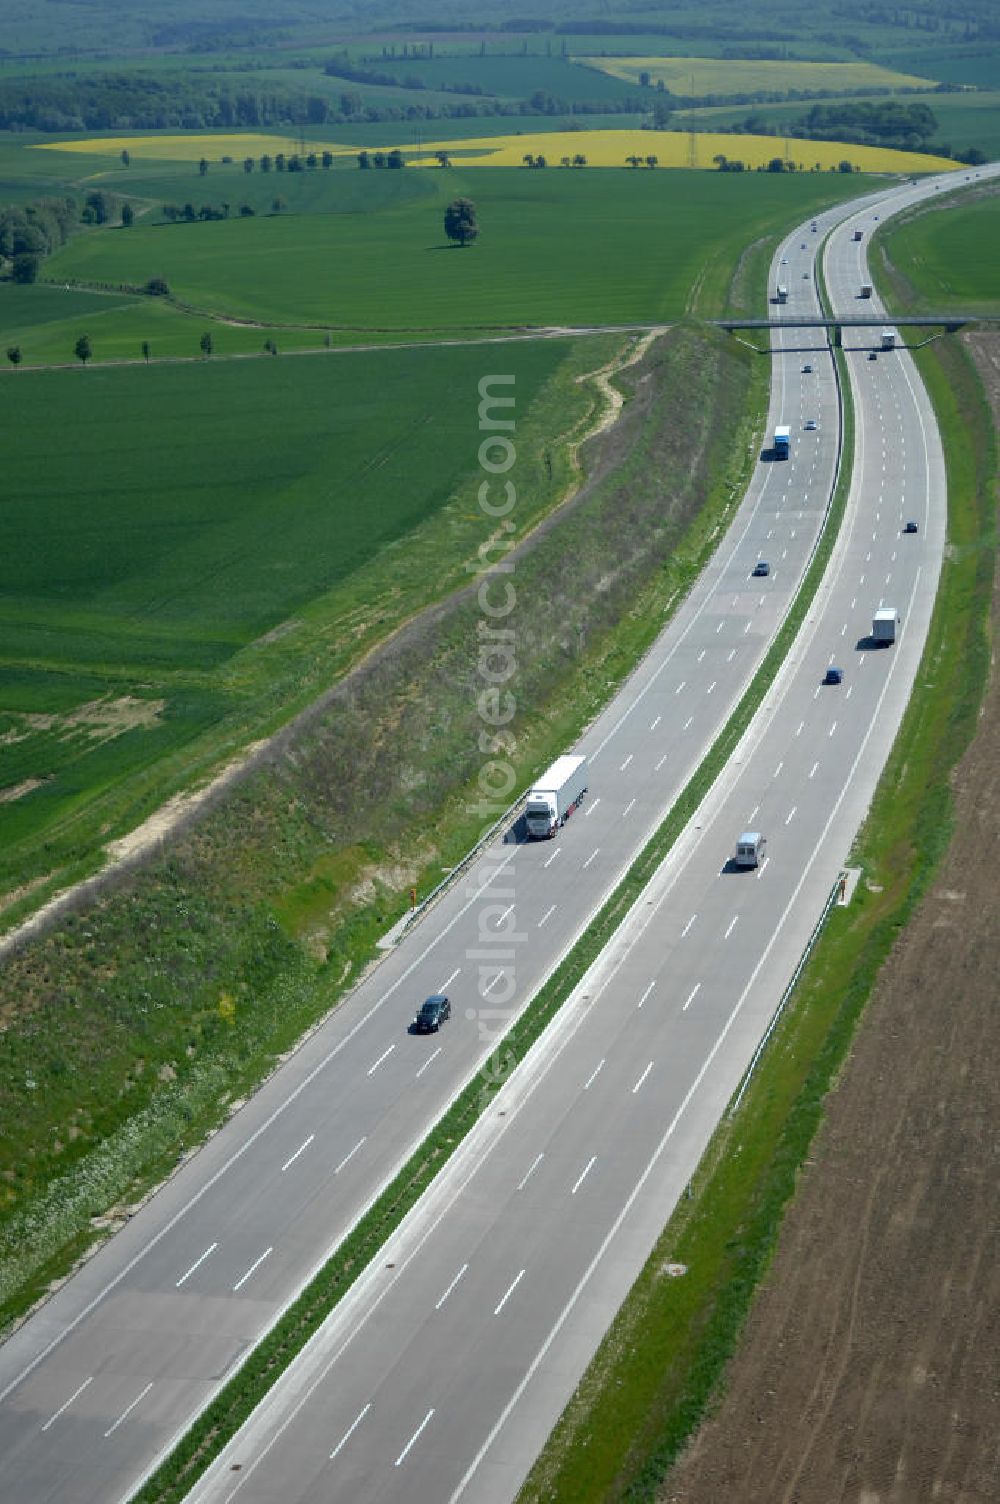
735, 832, 766, 868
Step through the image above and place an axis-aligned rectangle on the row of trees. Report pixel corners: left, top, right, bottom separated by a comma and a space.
357, 150, 406, 169
4, 332, 335, 368
712, 154, 860, 173
160, 201, 290, 221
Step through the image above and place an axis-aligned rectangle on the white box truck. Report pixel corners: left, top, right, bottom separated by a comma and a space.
525, 755, 588, 840
872, 607, 899, 645
773, 424, 791, 459
859, 283, 872, 298
776, 284, 788, 304
881, 328, 898, 349
735, 832, 766, 869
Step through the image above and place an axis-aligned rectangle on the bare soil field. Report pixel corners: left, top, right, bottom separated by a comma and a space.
662, 334, 1000, 1503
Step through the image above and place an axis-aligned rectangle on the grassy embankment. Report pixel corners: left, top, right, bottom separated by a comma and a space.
516, 199, 998, 1503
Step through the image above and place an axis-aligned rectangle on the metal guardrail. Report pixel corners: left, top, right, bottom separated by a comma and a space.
729, 873, 843, 1115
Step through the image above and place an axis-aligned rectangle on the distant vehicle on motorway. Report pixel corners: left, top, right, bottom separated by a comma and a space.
413, 994, 451, 1033
802, 363, 812, 373
823, 666, 844, 685
804, 419, 818, 431
903, 520, 919, 534
752, 560, 770, 577
868, 351, 878, 361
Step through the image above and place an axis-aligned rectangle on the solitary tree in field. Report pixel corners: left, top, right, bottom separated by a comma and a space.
121, 148, 130, 167
444, 197, 479, 248
645, 154, 658, 168
121, 202, 134, 227
573, 153, 587, 167
522, 153, 534, 167
7, 345, 22, 369
626, 154, 642, 168
141, 340, 150, 362
199, 331, 213, 358
199, 157, 209, 177
271, 196, 286, 214
435, 150, 451, 167
74, 334, 92, 366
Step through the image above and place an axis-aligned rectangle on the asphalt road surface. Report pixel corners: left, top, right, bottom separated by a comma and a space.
0, 164, 993, 1504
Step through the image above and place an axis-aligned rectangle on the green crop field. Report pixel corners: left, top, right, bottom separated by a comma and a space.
43, 167, 866, 332
0, 339, 569, 886
882, 190, 1000, 309
329, 53, 643, 102
876, 44, 1000, 90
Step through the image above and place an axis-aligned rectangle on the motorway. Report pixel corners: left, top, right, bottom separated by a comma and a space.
0, 165, 992, 1504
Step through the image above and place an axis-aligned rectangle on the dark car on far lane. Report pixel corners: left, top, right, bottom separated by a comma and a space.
414, 994, 451, 1033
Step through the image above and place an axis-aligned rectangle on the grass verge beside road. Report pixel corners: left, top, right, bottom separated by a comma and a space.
516, 321, 996, 1503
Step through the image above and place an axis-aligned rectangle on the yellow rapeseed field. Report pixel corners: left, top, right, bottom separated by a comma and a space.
35, 132, 330, 160
578, 55, 938, 94
37, 128, 958, 176
407, 130, 957, 174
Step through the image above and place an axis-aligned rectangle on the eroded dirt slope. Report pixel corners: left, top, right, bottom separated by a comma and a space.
662, 335, 1000, 1504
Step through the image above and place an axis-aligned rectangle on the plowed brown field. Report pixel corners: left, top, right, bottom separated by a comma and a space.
662, 334, 1000, 1504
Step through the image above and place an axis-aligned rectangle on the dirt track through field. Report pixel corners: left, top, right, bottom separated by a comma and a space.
662, 334, 1000, 1502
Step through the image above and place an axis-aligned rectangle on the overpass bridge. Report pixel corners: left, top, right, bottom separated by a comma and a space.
713, 312, 1000, 349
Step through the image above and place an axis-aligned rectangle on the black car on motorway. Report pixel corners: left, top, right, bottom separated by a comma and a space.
414, 994, 451, 1033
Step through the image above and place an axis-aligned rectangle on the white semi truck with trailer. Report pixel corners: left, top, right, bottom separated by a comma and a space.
525, 755, 588, 840
872, 607, 899, 645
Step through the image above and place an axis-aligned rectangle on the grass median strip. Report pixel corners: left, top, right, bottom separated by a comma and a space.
133, 330, 855, 1501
